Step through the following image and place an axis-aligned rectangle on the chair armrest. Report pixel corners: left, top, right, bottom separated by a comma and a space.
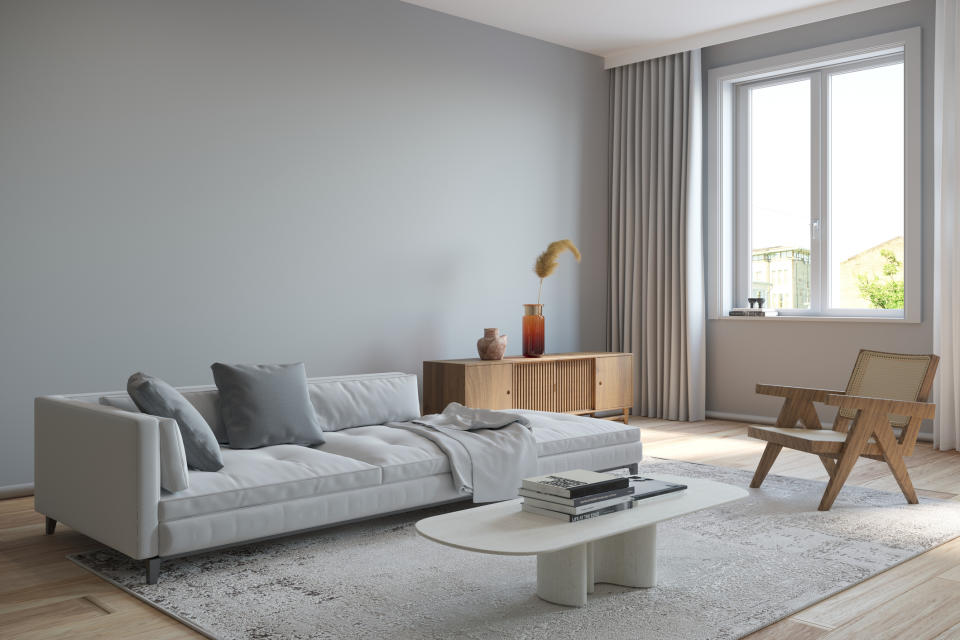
756, 384, 846, 403
826, 394, 936, 420
34, 396, 160, 559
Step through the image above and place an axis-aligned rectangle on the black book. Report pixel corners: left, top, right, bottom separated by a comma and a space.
628, 476, 687, 501
522, 501, 633, 522
517, 486, 633, 507
521, 470, 629, 499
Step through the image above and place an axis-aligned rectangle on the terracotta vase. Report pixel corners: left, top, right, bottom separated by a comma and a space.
477, 328, 508, 360
522, 304, 545, 357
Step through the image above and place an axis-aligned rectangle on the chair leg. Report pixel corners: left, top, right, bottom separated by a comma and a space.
871, 427, 920, 505
883, 453, 919, 504
750, 443, 783, 488
818, 456, 836, 477
818, 425, 872, 511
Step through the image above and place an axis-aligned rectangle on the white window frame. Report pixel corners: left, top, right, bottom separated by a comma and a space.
707, 28, 921, 321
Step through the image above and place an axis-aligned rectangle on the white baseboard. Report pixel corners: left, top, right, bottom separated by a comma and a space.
0, 482, 34, 499
704, 411, 933, 442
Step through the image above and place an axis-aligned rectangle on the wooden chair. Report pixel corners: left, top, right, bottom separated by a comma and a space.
747, 350, 939, 511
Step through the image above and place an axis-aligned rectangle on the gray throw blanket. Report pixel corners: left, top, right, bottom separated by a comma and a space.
388, 403, 537, 502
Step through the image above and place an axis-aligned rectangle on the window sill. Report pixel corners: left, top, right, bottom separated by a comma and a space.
710, 315, 918, 324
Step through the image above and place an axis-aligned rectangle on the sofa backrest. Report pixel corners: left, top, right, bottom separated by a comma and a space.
69, 372, 422, 439
308, 372, 420, 432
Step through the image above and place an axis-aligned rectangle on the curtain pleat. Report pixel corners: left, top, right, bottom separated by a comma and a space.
934, 0, 960, 449
607, 51, 705, 421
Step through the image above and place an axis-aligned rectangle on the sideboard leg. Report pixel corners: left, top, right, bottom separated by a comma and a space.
623, 408, 630, 424
44, 517, 57, 535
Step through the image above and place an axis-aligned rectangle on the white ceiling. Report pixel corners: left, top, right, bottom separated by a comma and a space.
400, 0, 909, 67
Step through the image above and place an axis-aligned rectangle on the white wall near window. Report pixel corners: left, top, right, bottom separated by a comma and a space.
707, 28, 922, 321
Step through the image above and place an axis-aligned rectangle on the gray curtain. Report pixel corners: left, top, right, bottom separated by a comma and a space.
607, 50, 705, 421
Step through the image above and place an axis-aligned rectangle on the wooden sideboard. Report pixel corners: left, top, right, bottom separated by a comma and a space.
423, 352, 633, 424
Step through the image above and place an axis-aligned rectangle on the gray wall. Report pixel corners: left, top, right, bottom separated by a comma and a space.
702, 0, 936, 422
0, 0, 609, 488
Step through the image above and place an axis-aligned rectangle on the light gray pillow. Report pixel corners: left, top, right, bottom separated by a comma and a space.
127, 372, 224, 472
211, 362, 325, 449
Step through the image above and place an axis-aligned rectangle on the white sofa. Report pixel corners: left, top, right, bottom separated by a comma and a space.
35, 372, 642, 583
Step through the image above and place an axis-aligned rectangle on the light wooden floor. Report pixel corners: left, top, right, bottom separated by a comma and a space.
3, 418, 960, 639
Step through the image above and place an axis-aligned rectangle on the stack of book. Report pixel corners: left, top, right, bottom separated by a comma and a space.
519, 470, 689, 522
728, 307, 778, 317
519, 470, 633, 522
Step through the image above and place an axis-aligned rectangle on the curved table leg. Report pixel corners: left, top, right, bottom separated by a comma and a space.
536, 544, 588, 607
591, 523, 657, 588
535, 525, 657, 607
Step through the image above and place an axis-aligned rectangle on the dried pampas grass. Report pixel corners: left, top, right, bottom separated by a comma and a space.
533, 239, 581, 304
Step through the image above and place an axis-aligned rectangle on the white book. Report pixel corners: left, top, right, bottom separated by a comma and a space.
520, 469, 627, 498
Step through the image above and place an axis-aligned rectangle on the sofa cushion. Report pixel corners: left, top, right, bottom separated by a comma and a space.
159, 446, 381, 522
155, 417, 191, 493
309, 373, 420, 432
99, 396, 190, 493
212, 362, 325, 449
127, 372, 224, 472
515, 410, 641, 457
318, 425, 450, 483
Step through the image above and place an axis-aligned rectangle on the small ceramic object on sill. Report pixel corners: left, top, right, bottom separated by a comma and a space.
477, 328, 508, 361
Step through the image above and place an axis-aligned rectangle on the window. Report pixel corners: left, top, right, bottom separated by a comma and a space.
708, 29, 920, 320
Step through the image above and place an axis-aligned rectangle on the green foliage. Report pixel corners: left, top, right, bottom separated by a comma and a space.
856, 249, 904, 309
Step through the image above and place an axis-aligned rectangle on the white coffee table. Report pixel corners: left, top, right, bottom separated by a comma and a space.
415, 474, 747, 607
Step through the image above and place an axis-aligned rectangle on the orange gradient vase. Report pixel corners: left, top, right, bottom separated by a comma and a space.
522, 304, 545, 357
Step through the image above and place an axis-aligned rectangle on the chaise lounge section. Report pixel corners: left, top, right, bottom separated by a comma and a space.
35, 372, 642, 583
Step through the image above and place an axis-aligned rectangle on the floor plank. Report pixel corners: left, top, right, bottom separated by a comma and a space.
821, 577, 960, 639
792, 537, 960, 629
743, 618, 829, 640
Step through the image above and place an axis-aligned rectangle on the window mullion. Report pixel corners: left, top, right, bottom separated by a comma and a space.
808, 71, 823, 314
817, 69, 830, 314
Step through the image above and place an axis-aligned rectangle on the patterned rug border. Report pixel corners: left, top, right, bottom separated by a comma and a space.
66, 460, 960, 640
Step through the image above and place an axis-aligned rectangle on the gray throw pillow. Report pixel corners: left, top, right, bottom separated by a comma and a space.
127, 372, 224, 472
211, 362, 325, 449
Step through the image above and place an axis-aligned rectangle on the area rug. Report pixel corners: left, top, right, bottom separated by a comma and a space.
69, 459, 960, 640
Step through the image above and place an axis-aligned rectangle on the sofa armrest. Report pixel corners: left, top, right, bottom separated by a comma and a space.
34, 396, 161, 559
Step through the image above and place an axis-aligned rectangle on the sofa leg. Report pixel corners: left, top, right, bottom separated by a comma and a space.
45, 517, 57, 535
628, 463, 639, 475
145, 557, 161, 585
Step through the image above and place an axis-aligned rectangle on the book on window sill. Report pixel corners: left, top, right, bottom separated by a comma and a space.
522, 501, 634, 522
522, 494, 634, 515
728, 308, 779, 317
520, 470, 629, 499
627, 476, 688, 501
517, 486, 633, 507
